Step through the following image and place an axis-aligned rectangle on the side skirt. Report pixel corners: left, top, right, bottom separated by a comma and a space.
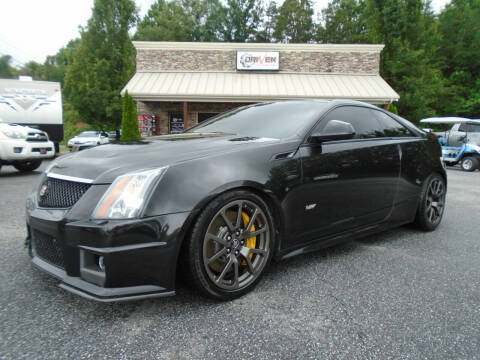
276, 220, 410, 261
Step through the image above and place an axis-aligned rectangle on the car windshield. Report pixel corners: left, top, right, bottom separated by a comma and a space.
78, 131, 99, 137
187, 101, 328, 139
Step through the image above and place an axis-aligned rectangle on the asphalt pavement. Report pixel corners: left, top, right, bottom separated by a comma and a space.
0, 161, 479, 359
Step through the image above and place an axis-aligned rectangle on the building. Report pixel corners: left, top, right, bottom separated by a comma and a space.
122, 41, 399, 136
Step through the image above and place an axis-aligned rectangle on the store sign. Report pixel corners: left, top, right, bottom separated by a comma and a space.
236, 51, 279, 71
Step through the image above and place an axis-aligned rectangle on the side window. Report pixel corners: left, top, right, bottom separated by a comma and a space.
458, 123, 467, 132
371, 110, 414, 137
467, 124, 480, 133
316, 106, 384, 139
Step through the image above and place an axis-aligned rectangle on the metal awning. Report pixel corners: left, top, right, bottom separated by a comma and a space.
122, 71, 399, 104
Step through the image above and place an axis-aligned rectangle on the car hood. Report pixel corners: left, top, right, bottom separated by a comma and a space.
49, 133, 281, 183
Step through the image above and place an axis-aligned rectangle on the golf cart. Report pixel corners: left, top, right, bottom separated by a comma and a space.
421, 117, 480, 172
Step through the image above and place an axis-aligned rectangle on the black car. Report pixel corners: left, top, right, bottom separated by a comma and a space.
26, 100, 446, 301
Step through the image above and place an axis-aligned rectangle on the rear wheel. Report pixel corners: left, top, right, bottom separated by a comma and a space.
183, 190, 274, 300
13, 160, 42, 172
414, 174, 446, 231
460, 156, 478, 172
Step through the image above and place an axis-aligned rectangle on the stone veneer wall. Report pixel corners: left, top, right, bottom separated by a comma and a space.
137, 101, 252, 135
136, 49, 380, 74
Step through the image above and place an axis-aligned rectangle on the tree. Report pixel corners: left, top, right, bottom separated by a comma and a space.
274, 0, 315, 43
135, 0, 194, 41
317, 0, 368, 43
436, 0, 480, 118
63, 0, 137, 130
364, 0, 445, 122
255, 0, 279, 42
222, 0, 263, 42
0, 55, 16, 78
121, 91, 141, 140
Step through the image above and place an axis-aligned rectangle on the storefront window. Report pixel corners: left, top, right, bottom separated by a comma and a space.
169, 113, 184, 134
198, 113, 219, 123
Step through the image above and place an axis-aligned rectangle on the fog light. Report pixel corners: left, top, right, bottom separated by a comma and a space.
14, 147, 23, 153
98, 255, 105, 271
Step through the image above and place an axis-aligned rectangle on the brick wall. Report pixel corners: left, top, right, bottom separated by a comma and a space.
136, 49, 380, 74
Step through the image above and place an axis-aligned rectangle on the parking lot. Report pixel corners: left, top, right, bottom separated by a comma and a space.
0, 161, 479, 359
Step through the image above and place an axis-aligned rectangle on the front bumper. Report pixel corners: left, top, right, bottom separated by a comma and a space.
0, 139, 55, 161
26, 208, 192, 302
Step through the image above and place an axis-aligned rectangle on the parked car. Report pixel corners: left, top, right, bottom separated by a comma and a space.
0, 121, 55, 172
67, 131, 109, 151
26, 100, 446, 302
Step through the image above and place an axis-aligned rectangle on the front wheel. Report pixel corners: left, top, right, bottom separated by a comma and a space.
13, 160, 42, 172
414, 174, 446, 231
183, 190, 274, 300
460, 156, 478, 172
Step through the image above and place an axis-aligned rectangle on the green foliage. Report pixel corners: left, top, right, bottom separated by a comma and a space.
63, 0, 137, 130
61, 103, 89, 145
387, 102, 398, 115
222, 0, 263, 42
317, 0, 368, 43
121, 91, 141, 141
274, 0, 314, 43
0, 55, 16, 78
436, 0, 480, 118
135, 0, 225, 41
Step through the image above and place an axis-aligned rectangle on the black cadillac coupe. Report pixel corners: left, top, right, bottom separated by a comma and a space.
26, 100, 446, 301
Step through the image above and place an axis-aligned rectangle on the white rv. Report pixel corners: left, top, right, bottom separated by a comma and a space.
0, 77, 63, 153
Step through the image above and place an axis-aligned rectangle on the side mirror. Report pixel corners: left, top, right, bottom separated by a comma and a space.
309, 120, 356, 143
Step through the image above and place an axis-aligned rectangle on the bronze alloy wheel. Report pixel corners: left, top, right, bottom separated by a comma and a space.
414, 174, 446, 231
202, 199, 271, 291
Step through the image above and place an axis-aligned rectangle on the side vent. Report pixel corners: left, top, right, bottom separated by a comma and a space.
273, 151, 295, 160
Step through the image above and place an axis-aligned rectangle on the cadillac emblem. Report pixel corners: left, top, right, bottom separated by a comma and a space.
39, 184, 48, 197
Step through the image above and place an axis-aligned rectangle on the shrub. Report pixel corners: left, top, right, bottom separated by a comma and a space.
120, 91, 141, 141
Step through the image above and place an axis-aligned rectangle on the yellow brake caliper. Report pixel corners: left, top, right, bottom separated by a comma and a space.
241, 212, 256, 264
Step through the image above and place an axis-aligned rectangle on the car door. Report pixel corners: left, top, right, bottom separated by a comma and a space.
289, 106, 400, 247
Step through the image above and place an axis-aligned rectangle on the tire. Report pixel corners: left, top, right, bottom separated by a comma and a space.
13, 160, 42, 172
460, 156, 478, 172
182, 190, 275, 300
414, 173, 446, 231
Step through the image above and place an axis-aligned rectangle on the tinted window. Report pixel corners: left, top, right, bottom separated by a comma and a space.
189, 102, 329, 139
372, 110, 414, 137
316, 106, 383, 139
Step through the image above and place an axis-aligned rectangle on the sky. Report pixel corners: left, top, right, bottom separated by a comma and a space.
0, 0, 451, 66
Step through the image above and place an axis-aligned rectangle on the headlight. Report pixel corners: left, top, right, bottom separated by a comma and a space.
92, 167, 168, 219
2, 129, 26, 139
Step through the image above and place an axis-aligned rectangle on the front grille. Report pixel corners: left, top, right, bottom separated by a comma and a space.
32, 231, 65, 269
27, 132, 48, 142
32, 147, 52, 152
38, 178, 91, 208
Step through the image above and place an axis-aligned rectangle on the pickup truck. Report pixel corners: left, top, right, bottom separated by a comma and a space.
0, 122, 55, 172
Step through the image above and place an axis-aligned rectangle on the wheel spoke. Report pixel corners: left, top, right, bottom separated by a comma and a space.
245, 208, 258, 232
242, 253, 255, 275
220, 211, 235, 231
235, 202, 243, 228
428, 208, 435, 222
232, 258, 239, 288
216, 257, 233, 283
207, 233, 227, 246
249, 248, 267, 256
208, 248, 227, 264
247, 227, 267, 238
